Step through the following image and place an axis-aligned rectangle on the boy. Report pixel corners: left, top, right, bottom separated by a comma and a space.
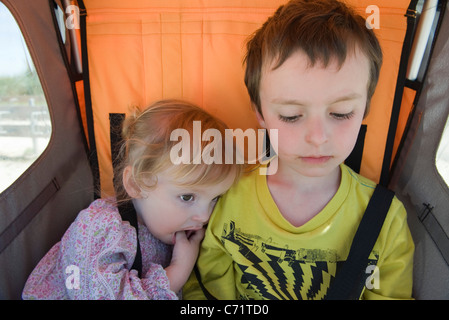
183, 0, 414, 300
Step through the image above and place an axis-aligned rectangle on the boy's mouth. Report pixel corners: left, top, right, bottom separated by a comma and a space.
300, 156, 332, 164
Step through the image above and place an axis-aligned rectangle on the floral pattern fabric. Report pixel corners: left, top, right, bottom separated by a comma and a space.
22, 199, 178, 300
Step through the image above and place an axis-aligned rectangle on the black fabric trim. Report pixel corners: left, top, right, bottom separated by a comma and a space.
390, 0, 447, 178
345, 124, 367, 174
109, 113, 125, 196
380, 0, 419, 186
78, 0, 100, 199
48, 0, 90, 159
0, 179, 60, 254
109, 113, 143, 276
109, 113, 125, 163
419, 204, 449, 266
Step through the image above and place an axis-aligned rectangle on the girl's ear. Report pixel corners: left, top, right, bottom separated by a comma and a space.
123, 166, 141, 198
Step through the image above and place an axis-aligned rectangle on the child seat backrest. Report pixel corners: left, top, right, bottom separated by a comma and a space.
79, 0, 412, 197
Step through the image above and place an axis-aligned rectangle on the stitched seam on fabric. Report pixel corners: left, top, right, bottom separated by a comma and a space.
140, 18, 147, 104
159, 13, 164, 97
84, 217, 94, 299
95, 226, 124, 299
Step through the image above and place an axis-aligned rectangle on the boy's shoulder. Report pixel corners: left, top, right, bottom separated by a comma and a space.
227, 166, 261, 190
341, 164, 377, 190
341, 164, 406, 218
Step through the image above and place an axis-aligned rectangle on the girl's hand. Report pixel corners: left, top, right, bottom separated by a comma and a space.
164, 228, 205, 293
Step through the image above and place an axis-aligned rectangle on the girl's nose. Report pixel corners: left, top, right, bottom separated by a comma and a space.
192, 208, 211, 223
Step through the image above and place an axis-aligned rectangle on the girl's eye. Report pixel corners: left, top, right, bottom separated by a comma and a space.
331, 111, 355, 120
279, 115, 300, 123
180, 194, 195, 202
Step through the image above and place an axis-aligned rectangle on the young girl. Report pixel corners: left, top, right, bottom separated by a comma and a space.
22, 99, 243, 299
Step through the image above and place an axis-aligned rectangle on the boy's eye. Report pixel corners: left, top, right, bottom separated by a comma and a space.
331, 111, 355, 120
180, 194, 195, 202
279, 115, 300, 123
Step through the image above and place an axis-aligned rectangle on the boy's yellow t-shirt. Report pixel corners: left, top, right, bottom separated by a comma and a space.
184, 164, 414, 300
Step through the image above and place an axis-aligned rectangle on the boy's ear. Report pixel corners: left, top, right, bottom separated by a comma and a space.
255, 109, 266, 128
123, 166, 141, 198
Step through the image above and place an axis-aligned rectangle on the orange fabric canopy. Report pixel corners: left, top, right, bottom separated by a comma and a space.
82, 0, 412, 196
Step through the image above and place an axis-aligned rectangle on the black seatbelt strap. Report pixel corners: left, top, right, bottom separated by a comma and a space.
326, 184, 395, 300
194, 265, 217, 300
117, 201, 143, 277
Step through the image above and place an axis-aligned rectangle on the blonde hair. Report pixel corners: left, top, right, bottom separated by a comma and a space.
114, 99, 244, 201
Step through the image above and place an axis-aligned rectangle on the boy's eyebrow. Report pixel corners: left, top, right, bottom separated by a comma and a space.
329, 93, 363, 105
271, 93, 363, 107
271, 98, 307, 107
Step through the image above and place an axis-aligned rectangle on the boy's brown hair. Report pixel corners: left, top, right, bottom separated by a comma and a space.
244, 0, 383, 118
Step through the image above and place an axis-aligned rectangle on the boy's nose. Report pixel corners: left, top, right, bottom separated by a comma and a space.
305, 117, 329, 146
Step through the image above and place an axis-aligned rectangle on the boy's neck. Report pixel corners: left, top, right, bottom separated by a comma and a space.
268, 162, 341, 194
265, 162, 341, 227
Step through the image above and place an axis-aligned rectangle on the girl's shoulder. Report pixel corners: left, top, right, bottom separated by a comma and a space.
74, 198, 122, 228
81, 197, 119, 216
62, 198, 134, 253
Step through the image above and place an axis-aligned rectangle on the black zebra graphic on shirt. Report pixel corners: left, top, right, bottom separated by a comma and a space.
221, 220, 378, 300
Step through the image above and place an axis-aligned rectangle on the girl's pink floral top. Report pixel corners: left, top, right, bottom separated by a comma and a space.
22, 199, 178, 300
